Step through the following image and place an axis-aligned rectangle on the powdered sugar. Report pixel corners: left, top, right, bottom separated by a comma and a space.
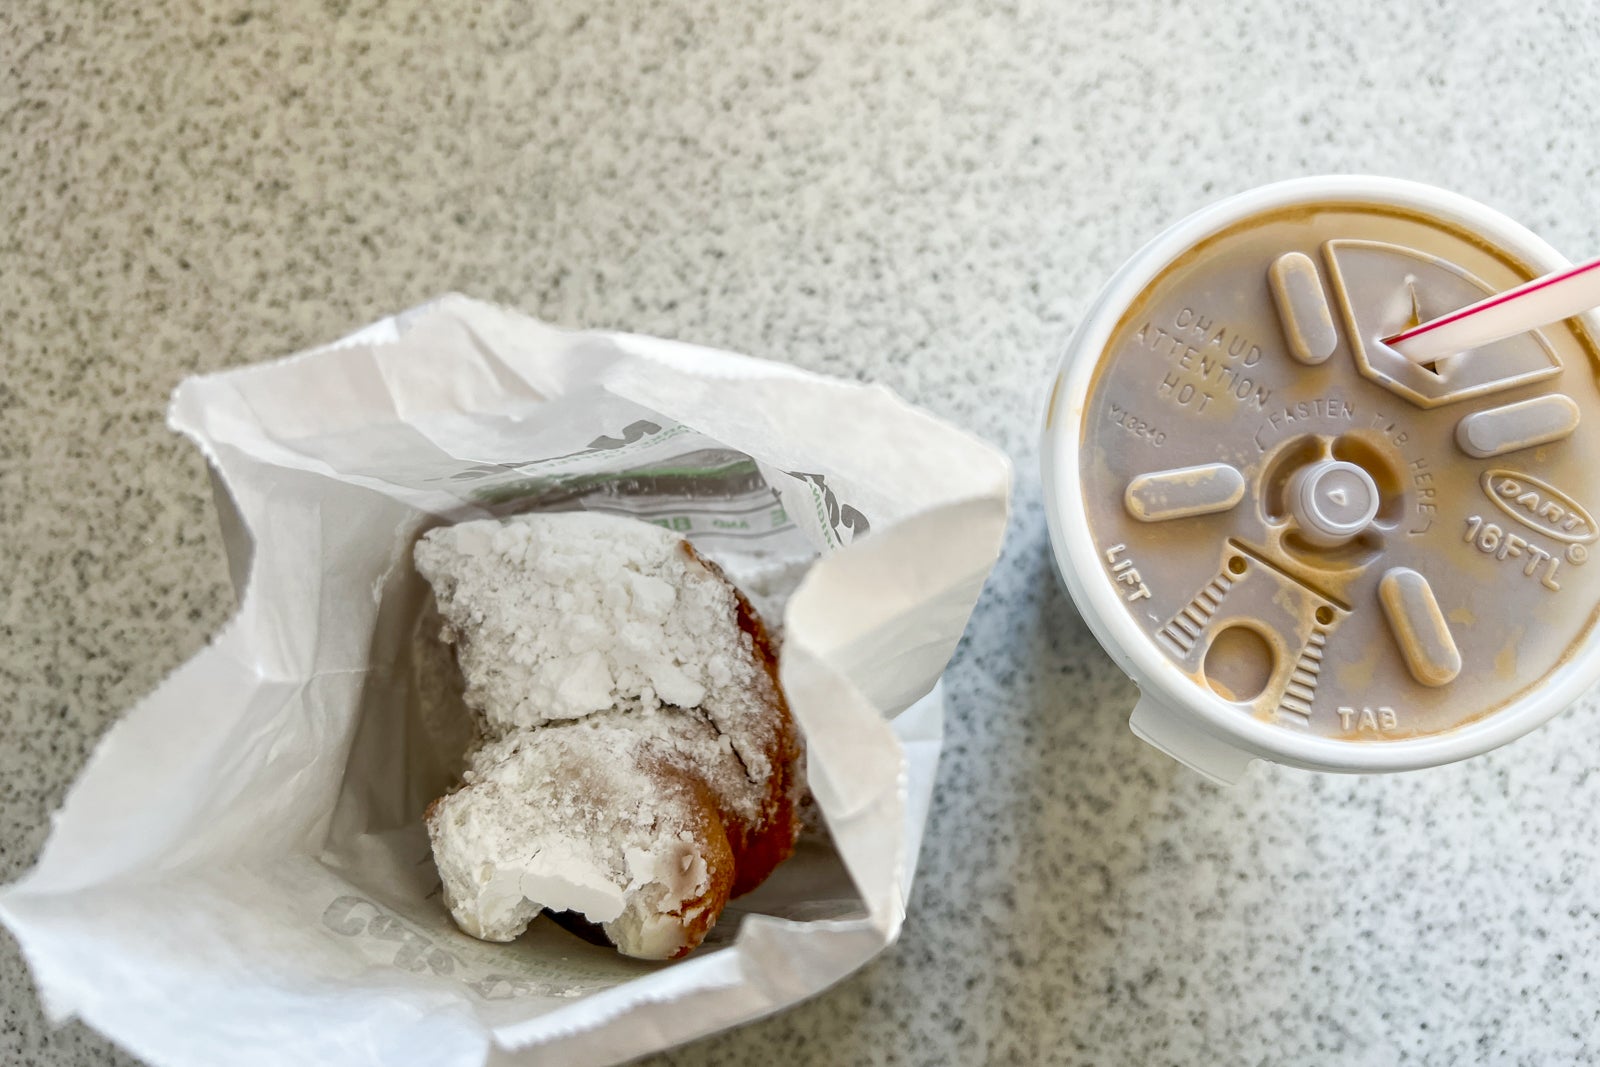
416, 512, 800, 958
428, 715, 726, 954
417, 514, 767, 740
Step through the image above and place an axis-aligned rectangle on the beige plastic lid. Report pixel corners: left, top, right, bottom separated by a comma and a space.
1042, 177, 1600, 782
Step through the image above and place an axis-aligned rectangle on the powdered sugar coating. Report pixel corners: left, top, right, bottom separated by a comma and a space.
415, 511, 802, 959
428, 713, 735, 956
415, 512, 783, 794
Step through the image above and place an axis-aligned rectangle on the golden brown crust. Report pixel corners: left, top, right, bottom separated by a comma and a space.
682, 543, 804, 899
649, 764, 737, 958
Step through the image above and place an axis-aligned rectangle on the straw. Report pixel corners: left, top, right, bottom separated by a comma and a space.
1384, 253, 1600, 365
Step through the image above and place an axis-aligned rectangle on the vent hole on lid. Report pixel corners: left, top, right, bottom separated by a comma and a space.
1203, 625, 1275, 703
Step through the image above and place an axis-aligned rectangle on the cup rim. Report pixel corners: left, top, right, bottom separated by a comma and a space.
1041, 175, 1600, 773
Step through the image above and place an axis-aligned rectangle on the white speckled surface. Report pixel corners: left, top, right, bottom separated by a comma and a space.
5, 1, 1600, 1063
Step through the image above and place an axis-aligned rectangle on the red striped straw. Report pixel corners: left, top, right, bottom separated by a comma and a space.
1385, 254, 1600, 365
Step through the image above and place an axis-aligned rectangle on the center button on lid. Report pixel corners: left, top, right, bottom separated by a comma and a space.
1289, 460, 1381, 547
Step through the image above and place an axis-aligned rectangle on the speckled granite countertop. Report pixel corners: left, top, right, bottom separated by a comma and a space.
6, 1, 1600, 1063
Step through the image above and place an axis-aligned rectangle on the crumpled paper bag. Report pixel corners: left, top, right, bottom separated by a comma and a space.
0, 296, 1011, 1067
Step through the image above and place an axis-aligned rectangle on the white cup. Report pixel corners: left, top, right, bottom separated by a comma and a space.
1041, 176, 1600, 783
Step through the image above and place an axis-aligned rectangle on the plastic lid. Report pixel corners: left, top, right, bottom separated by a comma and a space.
1052, 184, 1600, 774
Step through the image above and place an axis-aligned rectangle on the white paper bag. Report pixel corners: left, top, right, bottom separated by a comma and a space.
0, 296, 1011, 1067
